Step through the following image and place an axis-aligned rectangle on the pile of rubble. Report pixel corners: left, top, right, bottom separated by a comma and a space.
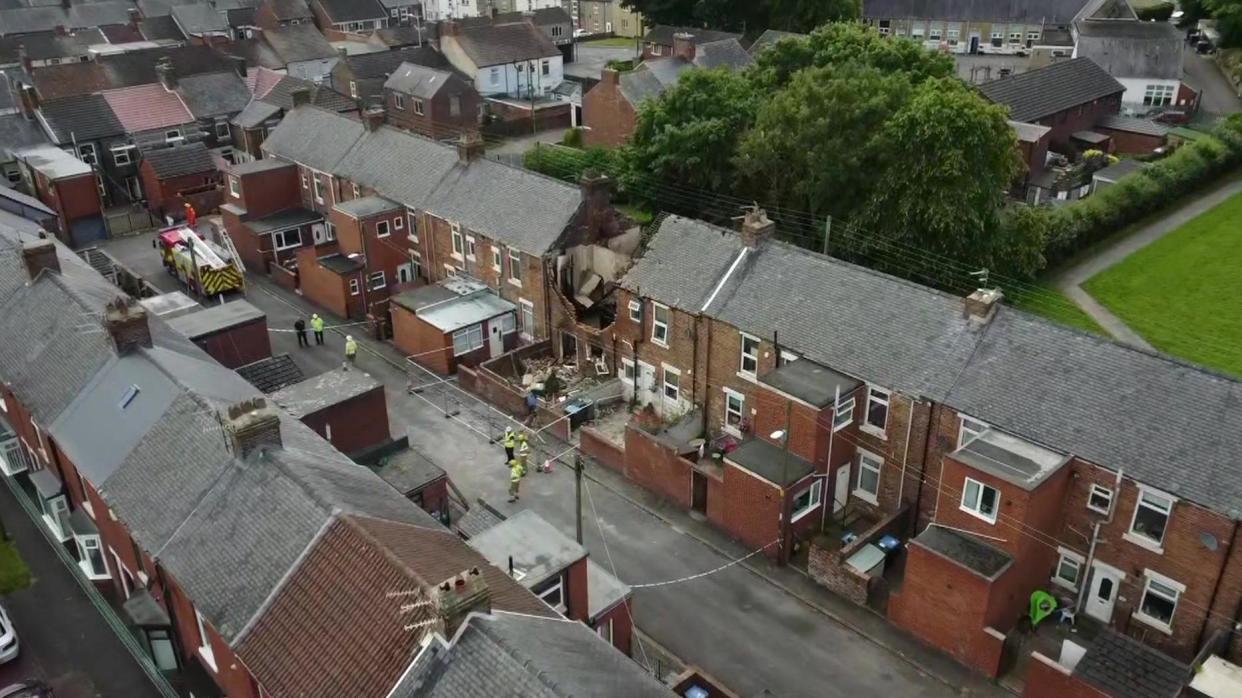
518, 357, 600, 396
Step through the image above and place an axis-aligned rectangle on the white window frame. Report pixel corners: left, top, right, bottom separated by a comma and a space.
738, 332, 759, 378
466, 235, 476, 261
39, 492, 71, 542
1135, 571, 1184, 633
451, 224, 464, 259
596, 616, 613, 644
301, 170, 309, 189
862, 385, 890, 436
790, 479, 824, 523
452, 324, 484, 356
650, 302, 669, 347
368, 270, 386, 290
75, 534, 110, 580
536, 576, 567, 613
508, 250, 522, 286
272, 228, 302, 251
76, 142, 97, 165
627, 299, 641, 322
1087, 483, 1113, 515
518, 299, 535, 339
832, 397, 855, 431
1126, 486, 1174, 552
413, 98, 425, 116
394, 216, 404, 231
349, 277, 360, 296
228, 176, 239, 198
491, 248, 502, 272
498, 311, 517, 335
620, 358, 636, 385
662, 364, 680, 404
406, 208, 418, 243
960, 476, 1000, 524
1052, 547, 1084, 591
195, 609, 217, 671
393, 92, 406, 110
854, 449, 882, 505
723, 388, 745, 436
312, 175, 324, 204
958, 415, 988, 446
376, 220, 390, 238
164, 129, 183, 144
110, 144, 134, 166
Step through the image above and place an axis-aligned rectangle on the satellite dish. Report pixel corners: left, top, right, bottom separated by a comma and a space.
1201, 532, 1219, 551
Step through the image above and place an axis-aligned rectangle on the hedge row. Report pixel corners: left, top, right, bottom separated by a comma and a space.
1037, 115, 1242, 266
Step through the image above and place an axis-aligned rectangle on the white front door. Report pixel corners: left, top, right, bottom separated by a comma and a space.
637, 361, 657, 407
488, 322, 503, 358
1084, 562, 1124, 623
833, 463, 850, 513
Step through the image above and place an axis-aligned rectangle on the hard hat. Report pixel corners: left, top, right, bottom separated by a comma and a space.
346, 335, 353, 341
312, 313, 319, 319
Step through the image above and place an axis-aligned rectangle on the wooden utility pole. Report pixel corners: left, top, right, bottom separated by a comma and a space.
575, 454, 584, 544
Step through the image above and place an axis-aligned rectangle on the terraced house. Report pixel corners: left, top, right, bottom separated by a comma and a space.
862, 0, 1089, 54
229, 104, 632, 373
0, 217, 668, 697
544, 208, 1242, 692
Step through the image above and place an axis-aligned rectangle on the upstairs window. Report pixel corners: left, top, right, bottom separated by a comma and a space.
864, 386, 890, 433
739, 333, 759, 377
1128, 488, 1173, 549
651, 303, 669, 346
960, 477, 999, 523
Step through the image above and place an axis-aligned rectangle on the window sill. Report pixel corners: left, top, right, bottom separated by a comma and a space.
735, 371, 757, 383
1086, 505, 1111, 516
859, 424, 888, 440
0, 461, 26, 477
507, 278, 523, 287
959, 506, 998, 526
77, 560, 111, 581
790, 502, 821, 524
650, 339, 669, 349
376, 233, 391, 239
832, 421, 851, 433
723, 425, 742, 438
1132, 612, 1174, 635
852, 489, 879, 506
1123, 532, 1164, 555
198, 647, 217, 673
41, 516, 70, 543
1050, 577, 1078, 592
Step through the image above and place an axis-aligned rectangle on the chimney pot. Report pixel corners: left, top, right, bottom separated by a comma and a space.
964, 288, 1004, 322
456, 132, 485, 163
362, 107, 385, 132
224, 397, 283, 458
156, 59, 177, 90
22, 239, 59, 279
602, 67, 619, 86
739, 207, 774, 248
104, 297, 153, 354
128, 7, 141, 26
433, 568, 491, 638
672, 32, 696, 61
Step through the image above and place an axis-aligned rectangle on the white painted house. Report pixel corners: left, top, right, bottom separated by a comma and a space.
1073, 0, 1189, 109
440, 18, 563, 97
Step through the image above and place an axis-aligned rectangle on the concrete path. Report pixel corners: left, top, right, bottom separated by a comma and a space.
1052, 177, 1242, 350
99, 231, 1012, 698
0, 483, 164, 698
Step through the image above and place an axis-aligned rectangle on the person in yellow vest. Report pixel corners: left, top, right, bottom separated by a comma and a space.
344, 335, 358, 364
502, 427, 516, 464
311, 314, 325, 345
507, 458, 522, 502
516, 434, 530, 477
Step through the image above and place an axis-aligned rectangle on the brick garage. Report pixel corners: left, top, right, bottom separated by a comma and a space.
166, 300, 272, 369
294, 243, 367, 320
139, 143, 222, 220
269, 368, 391, 457
391, 280, 519, 376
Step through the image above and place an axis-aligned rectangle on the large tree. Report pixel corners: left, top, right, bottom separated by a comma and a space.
749, 23, 956, 91
767, 0, 861, 32
734, 65, 911, 221
851, 79, 1031, 276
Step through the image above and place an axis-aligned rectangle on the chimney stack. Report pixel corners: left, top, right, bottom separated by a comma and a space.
739, 207, 774, 248
22, 238, 59, 279
229, 54, 247, 79
290, 87, 311, 108
442, 20, 460, 37
52, 24, 66, 37
19, 83, 39, 120
155, 58, 177, 91
224, 398, 283, 459
362, 107, 385, 132
579, 170, 612, 238
964, 288, 1004, 323
601, 67, 619, 86
456, 131, 484, 163
127, 7, 140, 28
104, 297, 152, 354
432, 568, 491, 639
672, 32, 696, 61
337, 46, 349, 59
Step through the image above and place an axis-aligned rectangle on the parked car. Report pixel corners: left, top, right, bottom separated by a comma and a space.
0, 683, 52, 698
0, 604, 17, 664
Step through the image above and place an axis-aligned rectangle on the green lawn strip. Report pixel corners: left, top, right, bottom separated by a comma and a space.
1007, 282, 1107, 336
582, 37, 638, 48
1083, 191, 1242, 377
0, 539, 31, 595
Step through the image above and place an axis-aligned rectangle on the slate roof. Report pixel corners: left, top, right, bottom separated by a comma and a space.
269, 366, 380, 417
861, 0, 1090, 23
0, 29, 103, 63
259, 74, 357, 112
449, 21, 560, 67
263, 106, 582, 254
0, 113, 51, 160
376, 448, 446, 495
642, 24, 740, 46
977, 57, 1125, 122
454, 505, 504, 538
615, 40, 752, 107
232, 99, 281, 129
390, 612, 673, 698
139, 15, 187, 42
371, 25, 425, 48
0, 1, 134, 35
33, 46, 237, 100
264, 22, 338, 63
237, 353, 305, 392
176, 71, 253, 118
142, 143, 217, 179
268, 0, 313, 20
166, 299, 265, 338
316, 0, 387, 23
913, 525, 1012, 578
341, 44, 450, 79
36, 93, 124, 144
102, 84, 195, 133
1073, 630, 1190, 698
748, 29, 803, 55
695, 38, 755, 70
1075, 18, 1184, 80
221, 37, 287, 70
170, 3, 230, 36
383, 63, 462, 99
1096, 114, 1169, 136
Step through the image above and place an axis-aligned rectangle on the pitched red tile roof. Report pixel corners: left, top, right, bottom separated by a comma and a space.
234, 514, 554, 698
101, 84, 194, 133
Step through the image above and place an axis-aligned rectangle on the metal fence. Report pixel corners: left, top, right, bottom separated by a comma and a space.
0, 474, 181, 698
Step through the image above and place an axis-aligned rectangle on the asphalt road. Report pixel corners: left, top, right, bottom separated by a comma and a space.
99, 230, 998, 698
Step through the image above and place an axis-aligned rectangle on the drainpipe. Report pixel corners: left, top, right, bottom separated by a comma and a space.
911, 404, 941, 535
1075, 467, 1123, 614
819, 383, 841, 533
1197, 517, 1240, 652
896, 396, 919, 505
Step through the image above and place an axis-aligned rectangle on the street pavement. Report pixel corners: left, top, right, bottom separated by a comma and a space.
1184, 51, 1242, 119
0, 482, 163, 698
100, 231, 1006, 697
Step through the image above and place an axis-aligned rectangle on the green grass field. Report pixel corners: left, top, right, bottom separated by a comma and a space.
1008, 282, 1107, 336
0, 540, 30, 595
582, 37, 638, 48
1083, 191, 1242, 377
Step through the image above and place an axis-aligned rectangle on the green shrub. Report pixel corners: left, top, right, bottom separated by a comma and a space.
524, 144, 620, 184
1136, 1, 1175, 21
561, 127, 584, 148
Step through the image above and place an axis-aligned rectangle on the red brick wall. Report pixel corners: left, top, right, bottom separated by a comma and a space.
582, 71, 637, 147
141, 163, 221, 218
411, 477, 449, 521
580, 426, 625, 473
165, 571, 263, 698
593, 599, 633, 655
298, 386, 391, 455
715, 462, 784, 560
1033, 94, 1121, 153
223, 207, 269, 272
1096, 127, 1165, 155
1023, 652, 1109, 698
295, 244, 365, 319
392, 303, 453, 375
190, 318, 272, 369
38, 172, 101, 237
622, 425, 690, 508
565, 558, 589, 622
233, 163, 299, 220
384, 86, 480, 139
